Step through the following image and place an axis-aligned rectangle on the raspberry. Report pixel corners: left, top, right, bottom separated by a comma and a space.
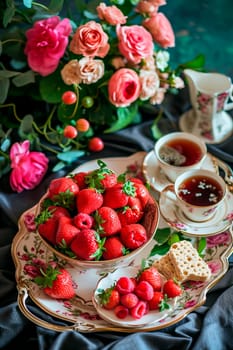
130, 300, 148, 319
120, 293, 139, 309
114, 305, 129, 319
73, 212, 93, 229
135, 280, 154, 301
116, 276, 135, 294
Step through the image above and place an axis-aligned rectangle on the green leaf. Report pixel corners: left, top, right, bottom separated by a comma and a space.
3, 6, 15, 27
154, 227, 171, 244
39, 70, 67, 103
23, 0, 33, 8
179, 54, 206, 71
12, 70, 36, 87
197, 237, 206, 256
48, 0, 65, 13
104, 104, 139, 133
57, 150, 85, 163
52, 161, 66, 172
151, 121, 163, 140
1, 138, 11, 152
0, 70, 20, 78
149, 243, 170, 257
0, 78, 10, 103
18, 114, 34, 137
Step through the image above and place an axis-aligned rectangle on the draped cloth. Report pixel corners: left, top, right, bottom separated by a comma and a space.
1, 90, 233, 350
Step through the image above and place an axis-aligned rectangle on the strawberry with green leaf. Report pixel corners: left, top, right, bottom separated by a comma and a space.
103, 181, 136, 209
56, 216, 80, 246
34, 264, 75, 300
94, 206, 122, 236
102, 236, 128, 260
35, 206, 71, 245
97, 286, 120, 310
47, 177, 79, 210
76, 188, 103, 214
84, 160, 117, 191
70, 229, 105, 260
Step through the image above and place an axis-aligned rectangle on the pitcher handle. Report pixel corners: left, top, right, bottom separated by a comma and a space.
225, 84, 233, 111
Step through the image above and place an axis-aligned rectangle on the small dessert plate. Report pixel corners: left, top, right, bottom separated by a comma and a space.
143, 151, 216, 193
92, 266, 176, 328
159, 186, 233, 236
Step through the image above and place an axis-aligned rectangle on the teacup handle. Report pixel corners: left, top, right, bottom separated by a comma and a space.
225, 84, 233, 111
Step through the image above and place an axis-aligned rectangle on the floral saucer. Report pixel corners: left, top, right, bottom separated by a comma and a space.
92, 266, 176, 328
143, 150, 217, 193
159, 185, 233, 236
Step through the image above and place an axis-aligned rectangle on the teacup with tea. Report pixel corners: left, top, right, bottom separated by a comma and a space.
173, 169, 227, 222
154, 132, 207, 182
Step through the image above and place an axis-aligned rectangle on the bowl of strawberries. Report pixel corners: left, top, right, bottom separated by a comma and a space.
34, 159, 159, 270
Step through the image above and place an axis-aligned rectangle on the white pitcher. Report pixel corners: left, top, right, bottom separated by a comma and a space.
181, 69, 233, 143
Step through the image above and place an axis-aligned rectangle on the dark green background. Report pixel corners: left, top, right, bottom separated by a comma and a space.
163, 0, 233, 78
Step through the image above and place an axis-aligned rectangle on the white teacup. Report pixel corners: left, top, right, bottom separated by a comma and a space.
154, 132, 207, 182
172, 169, 227, 222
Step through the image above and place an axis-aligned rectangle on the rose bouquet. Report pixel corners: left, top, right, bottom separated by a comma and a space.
0, 0, 187, 192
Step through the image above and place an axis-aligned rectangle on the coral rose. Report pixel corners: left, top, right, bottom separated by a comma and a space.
97, 3, 127, 25
117, 24, 154, 64
24, 16, 72, 76
143, 13, 175, 48
108, 68, 141, 107
9, 140, 49, 193
70, 21, 110, 58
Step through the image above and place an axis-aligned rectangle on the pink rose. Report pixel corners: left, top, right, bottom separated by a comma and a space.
108, 68, 141, 107
117, 24, 154, 64
10, 140, 49, 193
143, 13, 175, 48
70, 21, 110, 58
136, 1, 159, 16
24, 16, 72, 76
97, 3, 127, 25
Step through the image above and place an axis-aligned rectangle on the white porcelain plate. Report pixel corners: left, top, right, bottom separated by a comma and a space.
159, 185, 233, 236
92, 266, 175, 328
143, 151, 217, 193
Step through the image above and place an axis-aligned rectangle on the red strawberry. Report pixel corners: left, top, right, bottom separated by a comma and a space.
102, 236, 127, 260
36, 206, 71, 245
139, 266, 162, 291
73, 171, 88, 189
70, 229, 104, 260
73, 212, 94, 229
95, 206, 122, 236
148, 291, 164, 310
37, 216, 58, 245
130, 180, 150, 208
34, 265, 75, 300
163, 279, 182, 298
84, 160, 117, 191
48, 177, 79, 199
103, 181, 135, 209
98, 287, 120, 310
130, 300, 148, 319
134, 280, 154, 301
117, 196, 143, 226
120, 292, 139, 309
120, 223, 147, 249
56, 216, 79, 246
76, 188, 103, 214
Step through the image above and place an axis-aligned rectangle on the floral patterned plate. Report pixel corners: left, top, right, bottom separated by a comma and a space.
142, 150, 217, 193
159, 185, 233, 236
11, 153, 233, 333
